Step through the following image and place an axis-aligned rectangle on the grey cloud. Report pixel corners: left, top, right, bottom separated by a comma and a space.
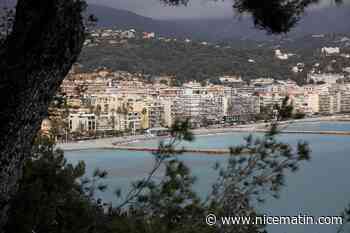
89, 0, 350, 19
87, 0, 235, 19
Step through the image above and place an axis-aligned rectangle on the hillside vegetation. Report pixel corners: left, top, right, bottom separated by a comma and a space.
78, 33, 350, 84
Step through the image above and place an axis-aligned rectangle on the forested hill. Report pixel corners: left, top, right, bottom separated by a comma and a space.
78, 32, 350, 84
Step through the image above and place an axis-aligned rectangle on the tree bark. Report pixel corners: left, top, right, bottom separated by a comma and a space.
0, 0, 85, 229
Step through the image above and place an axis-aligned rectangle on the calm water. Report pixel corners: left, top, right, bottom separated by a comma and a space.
285, 121, 350, 132
65, 121, 350, 233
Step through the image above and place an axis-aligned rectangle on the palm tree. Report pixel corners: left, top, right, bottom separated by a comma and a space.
110, 108, 117, 135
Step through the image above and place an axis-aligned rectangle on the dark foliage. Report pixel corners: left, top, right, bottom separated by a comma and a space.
276, 96, 294, 121
233, 0, 319, 34
5, 134, 109, 233
0, 0, 86, 229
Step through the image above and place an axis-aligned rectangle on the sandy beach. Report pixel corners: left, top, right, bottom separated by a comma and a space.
57, 115, 350, 151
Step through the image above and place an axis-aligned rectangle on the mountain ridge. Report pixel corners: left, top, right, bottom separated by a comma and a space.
1, 1, 349, 41
87, 3, 350, 41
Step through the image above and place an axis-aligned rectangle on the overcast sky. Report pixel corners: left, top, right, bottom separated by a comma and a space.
87, 0, 350, 19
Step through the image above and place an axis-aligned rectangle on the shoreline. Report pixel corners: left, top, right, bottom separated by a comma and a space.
58, 115, 350, 152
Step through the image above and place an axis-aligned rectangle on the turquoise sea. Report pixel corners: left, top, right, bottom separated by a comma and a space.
65, 121, 350, 233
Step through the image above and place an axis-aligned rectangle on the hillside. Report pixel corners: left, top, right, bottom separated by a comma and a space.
78, 31, 350, 84
87, 4, 159, 32
87, 4, 350, 41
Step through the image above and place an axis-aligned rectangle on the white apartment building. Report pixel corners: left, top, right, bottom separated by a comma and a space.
227, 94, 260, 118
146, 100, 164, 129
308, 73, 344, 84
304, 93, 320, 114
340, 92, 350, 113
290, 93, 319, 114
160, 84, 227, 127
319, 92, 341, 115
259, 93, 285, 108
69, 113, 96, 132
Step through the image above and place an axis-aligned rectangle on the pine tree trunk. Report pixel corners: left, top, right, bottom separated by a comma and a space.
0, 0, 85, 229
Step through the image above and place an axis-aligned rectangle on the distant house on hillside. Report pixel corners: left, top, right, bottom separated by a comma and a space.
121, 29, 136, 39
219, 75, 243, 83
143, 32, 155, 39
307, 73, 344, 84
275, 49, 289, 60
251, 78, 275, 86
321, 47, 340, 56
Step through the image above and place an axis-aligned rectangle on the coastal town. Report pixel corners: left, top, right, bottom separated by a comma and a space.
2, 3, 350, 233
37, 29, 350, 144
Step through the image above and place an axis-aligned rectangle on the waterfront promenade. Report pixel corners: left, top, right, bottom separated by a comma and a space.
58, 127, 350, 155
57, 115, 350, 153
